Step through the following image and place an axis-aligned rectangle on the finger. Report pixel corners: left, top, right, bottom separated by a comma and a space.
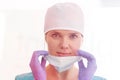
30, 51, 47, 68
34, 50, 48, 56
77, 50, 95, 61
78, 59, 85, 69
31, 50, 48, 62
78, 50, 97, 71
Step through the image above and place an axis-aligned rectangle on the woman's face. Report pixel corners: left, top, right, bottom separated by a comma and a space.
45, 30, 83, 56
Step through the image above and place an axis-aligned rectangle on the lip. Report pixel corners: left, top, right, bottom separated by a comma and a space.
56, 52, 71, 56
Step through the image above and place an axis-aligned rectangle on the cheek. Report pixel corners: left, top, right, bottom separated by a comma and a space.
46, 38, 59, 55
47, 39, 59, 48
71, 43, 80, 52
72, 40, 81, 48
70, 40, 82, 54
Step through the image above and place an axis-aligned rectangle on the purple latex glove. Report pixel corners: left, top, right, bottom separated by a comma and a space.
29, 50, 48, 80
78, 50, 97, 80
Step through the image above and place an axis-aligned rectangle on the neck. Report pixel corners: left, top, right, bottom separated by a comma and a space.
57, 68, 71, 79
46, 64, 78, 80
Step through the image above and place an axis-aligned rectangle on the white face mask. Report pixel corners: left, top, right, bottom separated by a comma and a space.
44, 55, 82, 72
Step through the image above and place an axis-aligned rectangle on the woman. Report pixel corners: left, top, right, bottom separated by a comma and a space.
15, 2, 106, 80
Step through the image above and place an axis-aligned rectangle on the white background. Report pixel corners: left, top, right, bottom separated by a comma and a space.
0, 0, 120, 80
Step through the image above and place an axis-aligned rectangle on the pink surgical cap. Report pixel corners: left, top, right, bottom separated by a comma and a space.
44, 2, 84, 35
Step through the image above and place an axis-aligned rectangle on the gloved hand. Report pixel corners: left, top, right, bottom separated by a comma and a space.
29, 50, 48, 80
78, 50, 97, 80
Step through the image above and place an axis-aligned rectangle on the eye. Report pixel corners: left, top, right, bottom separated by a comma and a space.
69, 34, 79, 39
51, 33, 61, 38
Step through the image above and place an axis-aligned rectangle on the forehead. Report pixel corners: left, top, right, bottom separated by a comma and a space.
46, 30, 80, 35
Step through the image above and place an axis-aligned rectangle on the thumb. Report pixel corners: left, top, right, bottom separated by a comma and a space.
78, 59, 85, 70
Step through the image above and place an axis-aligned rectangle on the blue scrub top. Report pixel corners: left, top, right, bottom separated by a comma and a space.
15, 72, 106, 80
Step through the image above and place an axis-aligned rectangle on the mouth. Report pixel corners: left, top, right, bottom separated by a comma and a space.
56, 52, 71, 56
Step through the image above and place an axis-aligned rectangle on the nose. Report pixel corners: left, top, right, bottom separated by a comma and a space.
60, 37, 70, 50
